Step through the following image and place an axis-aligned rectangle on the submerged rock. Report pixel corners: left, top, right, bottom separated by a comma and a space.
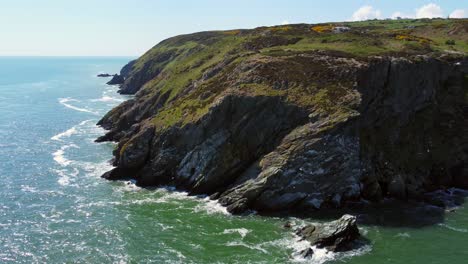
296, 215, 360, 253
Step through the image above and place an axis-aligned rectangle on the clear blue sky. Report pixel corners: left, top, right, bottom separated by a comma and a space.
0, 0, 465, 56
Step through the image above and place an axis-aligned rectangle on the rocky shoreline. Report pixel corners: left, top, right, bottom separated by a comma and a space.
95, 21, 467, 257
98, 53, 468, 214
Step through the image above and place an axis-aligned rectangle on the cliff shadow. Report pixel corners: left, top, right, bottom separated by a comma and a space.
262, 188, 468, 228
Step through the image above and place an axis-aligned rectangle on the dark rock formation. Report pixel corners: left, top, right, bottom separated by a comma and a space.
107, 74, 125, 85
96, 22, 468, 215
120, 59, 136, 79
296, 215, 360, 253
97, 73, 113, 77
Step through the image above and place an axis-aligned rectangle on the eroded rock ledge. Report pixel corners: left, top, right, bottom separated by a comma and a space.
295, 215, 361, 258
96, 24, 468, 215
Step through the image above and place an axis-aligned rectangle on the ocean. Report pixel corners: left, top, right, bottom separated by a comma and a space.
0, 57, 467, 263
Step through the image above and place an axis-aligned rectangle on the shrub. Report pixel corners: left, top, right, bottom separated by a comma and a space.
311, 25, 334, 33
395, 34, 431, 44
445, 39, 456, 45
270, 26, 292, 32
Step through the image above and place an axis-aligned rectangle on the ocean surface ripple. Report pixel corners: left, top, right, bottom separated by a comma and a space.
1, 57, 467, 264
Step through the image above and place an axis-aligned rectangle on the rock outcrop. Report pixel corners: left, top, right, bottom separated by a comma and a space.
107, 74, 125, 85
97, 73, 113, 77
296, 214, 360, 255
97, 21, 468, 214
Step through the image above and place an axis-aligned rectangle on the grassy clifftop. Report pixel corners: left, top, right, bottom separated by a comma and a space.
99, 18, 468, 214
113, 19, 466, 132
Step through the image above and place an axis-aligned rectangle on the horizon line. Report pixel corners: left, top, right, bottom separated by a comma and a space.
0, 55, 139, 58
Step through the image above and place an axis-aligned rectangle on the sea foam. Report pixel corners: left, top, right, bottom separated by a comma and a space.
59, 98, 97, 115
90, 96, 124, 103
223, 228, 250, 238
51, 120, 91, 141
52, 144, 78, 166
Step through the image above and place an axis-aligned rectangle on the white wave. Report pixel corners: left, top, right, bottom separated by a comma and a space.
293, 246, 336, 264
52, 144, 78, 166
157, 223, 174, 231
438, 223, 468, 233
65, 219, 81, 224
51, 120, 92, 141
119, 180, 140, 192
223, 228, 250, 238
166, 248, 186, 261
114, 185, 230, 215
395, 232, 411, 238
194, 197, 229, 215
267, 234, 371, 264
226, 241, 269, 254
59, 98, 98, 115
20, 185, 38, 193
55, 168, 79, 186
57, 172, 69, 186
73, 160, 113, 176
76, 201, 123, 209
51, 127, 77, 141
127, 189, 192, 205
90, 96, 124, 103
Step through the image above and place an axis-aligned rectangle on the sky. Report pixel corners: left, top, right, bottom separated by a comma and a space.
0, 0, 466, 56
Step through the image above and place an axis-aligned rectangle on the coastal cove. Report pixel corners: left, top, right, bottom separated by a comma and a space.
0, 55, 467, 263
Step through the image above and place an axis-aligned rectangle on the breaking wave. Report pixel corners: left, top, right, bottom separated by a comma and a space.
51, 120, 92, 141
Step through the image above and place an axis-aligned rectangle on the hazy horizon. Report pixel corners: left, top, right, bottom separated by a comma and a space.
0, 0, 466, 56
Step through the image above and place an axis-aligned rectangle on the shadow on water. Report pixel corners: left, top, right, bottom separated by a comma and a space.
114, 175, 467, 229
264, 188, 468, 229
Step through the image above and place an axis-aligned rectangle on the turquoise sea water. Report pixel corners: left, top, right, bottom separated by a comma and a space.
0, 57, 467, 263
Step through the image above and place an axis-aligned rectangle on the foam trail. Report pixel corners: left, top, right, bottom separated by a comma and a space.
223, 228, 250, 238
226, 241, 268, 254
90, 96, 124, 103
438, 223, 468, 233
51, 120, 92, 141
51, 127, 77, 141
55, 168, 79, 186
59, 98, 97, 115
52, 144, 78, 166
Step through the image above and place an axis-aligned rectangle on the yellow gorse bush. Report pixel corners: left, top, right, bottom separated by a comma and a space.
395, 34, 432, 44
311, 25, 335, 33
224, 30, 241, 36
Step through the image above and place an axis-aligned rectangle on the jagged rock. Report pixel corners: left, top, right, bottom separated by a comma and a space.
97, 73, 113, 77
283, 221, 293, 229
107, 74, 124, 85
296, 215, 360, 252
299, 247, 314, 258
118, 126, 154, 169
120, 60, 136, 78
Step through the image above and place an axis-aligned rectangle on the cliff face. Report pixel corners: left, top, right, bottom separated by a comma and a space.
97, 20, 468, 214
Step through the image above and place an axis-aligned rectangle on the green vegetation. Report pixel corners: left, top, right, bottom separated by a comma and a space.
446, 39, 456, 45
124, 18, 467, 131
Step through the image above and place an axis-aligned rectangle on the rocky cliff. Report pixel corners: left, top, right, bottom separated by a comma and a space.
97, 19, 468, 214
